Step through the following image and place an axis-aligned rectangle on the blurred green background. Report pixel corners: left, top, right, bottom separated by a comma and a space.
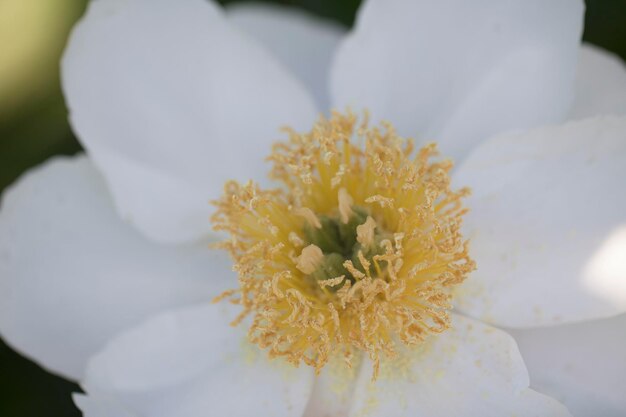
0, 0, 625, 415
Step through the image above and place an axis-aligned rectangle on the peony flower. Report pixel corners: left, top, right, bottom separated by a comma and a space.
1, 0, 626, 416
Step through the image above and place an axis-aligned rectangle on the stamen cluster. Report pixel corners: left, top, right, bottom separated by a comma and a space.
212, 111, 474, 378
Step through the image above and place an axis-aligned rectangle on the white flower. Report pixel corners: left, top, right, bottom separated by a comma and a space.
1, 0, 626, 416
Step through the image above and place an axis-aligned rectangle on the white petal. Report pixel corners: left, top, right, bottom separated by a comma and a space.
0, 156, 234, 380
331, 0, 584, 160
347, 314, 570, 417
453, 116, 626, 327
78, 303, 314, 417
302, 363, 358, 417
73, 394, 135, 417
569, 43, 626, 119
62, 0, 317, 243
226, 3, 345, 110
510, 314, 626, 417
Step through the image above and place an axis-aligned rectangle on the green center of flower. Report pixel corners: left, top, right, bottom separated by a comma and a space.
297, 201, 386, 290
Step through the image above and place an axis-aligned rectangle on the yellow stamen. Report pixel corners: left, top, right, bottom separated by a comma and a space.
211, 111, 475, 379
338, 188, 354, 224
294, 207, 322, 229
296, 244, 324, 274
356, 216, 377, 247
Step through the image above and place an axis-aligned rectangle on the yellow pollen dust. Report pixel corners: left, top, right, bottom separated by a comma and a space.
211, 111, 475, 380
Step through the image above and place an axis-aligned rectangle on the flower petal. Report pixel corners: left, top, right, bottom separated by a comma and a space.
225, 3, 345, 110
331, 0, 584, 160
0, 156, 233, 380
62, 0, 317, 243
302, 365, 358, 417
77, 303, 314, 417
510, 314, 626, 417
347, 314, 570, 417
73, 394, 135, 417
569, 43, 626, 119
453, 116, 626, 327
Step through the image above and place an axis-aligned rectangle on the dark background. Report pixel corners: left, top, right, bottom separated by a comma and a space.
0, 0, 625, 415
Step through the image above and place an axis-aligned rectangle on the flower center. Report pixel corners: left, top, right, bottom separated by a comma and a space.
212, 111, 474, 379
296, 198, 386, 290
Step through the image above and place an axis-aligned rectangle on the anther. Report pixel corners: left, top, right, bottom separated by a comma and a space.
338, 188, 354, 224
296, 244, 324, 274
